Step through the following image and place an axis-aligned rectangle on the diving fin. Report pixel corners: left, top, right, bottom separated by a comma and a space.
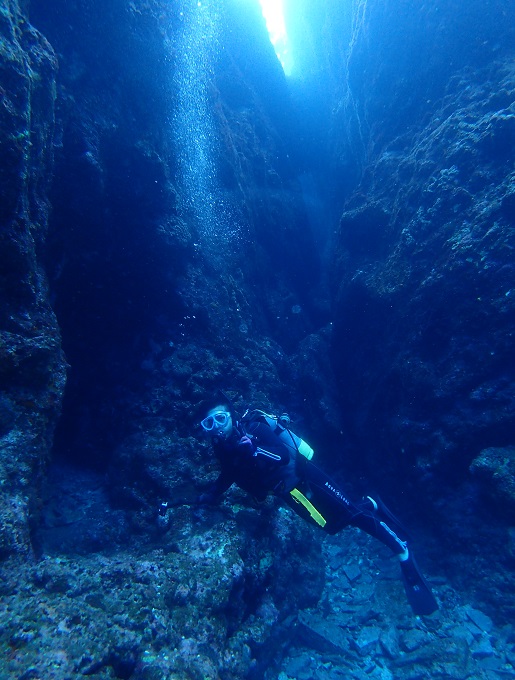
400, 554, 439, 616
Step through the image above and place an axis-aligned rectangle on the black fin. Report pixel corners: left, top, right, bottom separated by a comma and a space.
400, 555, 439, 616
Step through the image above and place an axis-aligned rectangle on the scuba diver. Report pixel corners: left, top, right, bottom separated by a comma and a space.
196, 398, 438, 616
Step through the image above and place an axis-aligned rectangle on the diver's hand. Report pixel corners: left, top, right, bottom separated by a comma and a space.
157, 502, 170, 531
237, 435, 256, 456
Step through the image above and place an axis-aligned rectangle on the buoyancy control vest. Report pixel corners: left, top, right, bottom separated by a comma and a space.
240, 409, 314, 462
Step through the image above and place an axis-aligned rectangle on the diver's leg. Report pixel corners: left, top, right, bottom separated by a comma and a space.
349, 502, 409, 557
352, 496, 410, 555
352, 497, 438, 616
293, 463, 438, 615
297, 463, 409, 548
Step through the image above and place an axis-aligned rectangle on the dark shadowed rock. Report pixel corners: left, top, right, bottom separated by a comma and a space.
470, 446, 515, 513
0, 0, 66, 559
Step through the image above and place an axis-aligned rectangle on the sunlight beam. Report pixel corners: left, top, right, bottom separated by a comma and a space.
258, 0, 293, 76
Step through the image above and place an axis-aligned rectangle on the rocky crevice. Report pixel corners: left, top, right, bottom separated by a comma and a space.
1, 0, 515, 677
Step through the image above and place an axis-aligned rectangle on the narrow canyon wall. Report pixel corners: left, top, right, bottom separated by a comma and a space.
329, 0, 515, 489
1, 0, 333, 558
327, 0, 515, 618
0, 3, 328, 674
0, 0, 66, 558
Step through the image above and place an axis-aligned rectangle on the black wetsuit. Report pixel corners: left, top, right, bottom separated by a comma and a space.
205, 410, 408, 556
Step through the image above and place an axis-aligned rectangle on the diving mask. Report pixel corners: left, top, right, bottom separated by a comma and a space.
201, 410, 231, 434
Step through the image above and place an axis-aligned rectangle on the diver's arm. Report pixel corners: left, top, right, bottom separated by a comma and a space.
198, 469, 233, 504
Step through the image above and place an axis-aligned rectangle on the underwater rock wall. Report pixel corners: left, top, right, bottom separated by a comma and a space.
328, 0, 515, 617
0, 0, 66, 558
25, 0, 329, 475
0, 2, 328, 676
328, 0, 515, 485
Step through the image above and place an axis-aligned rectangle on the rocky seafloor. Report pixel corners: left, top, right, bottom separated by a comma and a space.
1, 463, 514, 680
276, 534, 515, 680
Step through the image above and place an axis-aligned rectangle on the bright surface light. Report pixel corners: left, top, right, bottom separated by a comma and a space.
258, 0, 293, 75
